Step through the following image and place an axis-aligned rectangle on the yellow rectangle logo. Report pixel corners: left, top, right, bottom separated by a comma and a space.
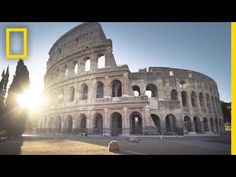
6, 28, 28, 59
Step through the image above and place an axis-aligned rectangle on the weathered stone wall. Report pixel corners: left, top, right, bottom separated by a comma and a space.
38, 23, 224, 136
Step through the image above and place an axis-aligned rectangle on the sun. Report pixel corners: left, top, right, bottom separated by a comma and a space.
16, 88, 46, 112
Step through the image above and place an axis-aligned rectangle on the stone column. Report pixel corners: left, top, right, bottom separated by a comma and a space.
104, 108, 110, 135
91, 54, 98, 72
122, 72, 129, 97
104, 76, 111, 98
122, 107, 129, 136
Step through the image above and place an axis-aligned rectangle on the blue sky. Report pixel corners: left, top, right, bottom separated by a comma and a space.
0, 22, 231, 102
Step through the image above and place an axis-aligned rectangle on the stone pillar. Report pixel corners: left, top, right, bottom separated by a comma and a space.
104, 108, 110, 135
122, 72, 129, 97
104, 76, 111, 98
79, 60, 85, 73
122, 107, 129, 136
91, 54, 98, 72
105, 48, 116, 67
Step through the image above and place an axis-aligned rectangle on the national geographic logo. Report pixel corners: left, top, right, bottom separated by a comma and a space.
5, 28, 28, 59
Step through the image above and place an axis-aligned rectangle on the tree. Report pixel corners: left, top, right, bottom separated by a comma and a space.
0, 66, 9, 124
4, 60, 30, 138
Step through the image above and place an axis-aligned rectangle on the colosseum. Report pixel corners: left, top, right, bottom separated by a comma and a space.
38, 22, 225, 136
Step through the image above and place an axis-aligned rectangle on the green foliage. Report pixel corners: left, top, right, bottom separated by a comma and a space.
3, 60, 30, 138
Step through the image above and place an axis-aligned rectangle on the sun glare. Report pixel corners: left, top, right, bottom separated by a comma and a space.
16, 89, 46, 112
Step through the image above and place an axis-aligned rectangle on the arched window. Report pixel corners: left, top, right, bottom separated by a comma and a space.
181, 91, 188, 106
145, 84, 158, 97
130, 112, 143, 135
184, 116, 192, 132
72, 61, 79, 75
85, 59, 91, 71
165, 114, 177, 132
111, 80, 122, 97
132, 85, 141, 96
81, 84, 88, 100
68, 86, 75, 102
151, 114, 161, 134
171, 89, 178, 100
191, 91, 197, 107
58, 89, 64, 103
110, 112, 122, 136
97, 55, 105, 69
199, 92, 204, 106
96, 81, 104, 98
62, 65, 68, 77
206, 94, 211, 109
194, 116, 202, 133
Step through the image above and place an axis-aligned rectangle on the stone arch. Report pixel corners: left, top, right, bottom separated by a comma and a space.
72, 61, 79, 75
80, 83, 88, 100
184, 116, 192, 132
191, 91, 197, 107
132, 85, 141, 96
151, 114, 161, 134
55, 68, 60, 80
130, 112, 143, 135
48, 117, 54, 133
110, 112, 122, 136
211, 96, 215, 112
97, 55, 105, 69
55, 116, 62, 133
78, 114, 87, 133
68, 86, 75, 102
96, 81, 104, 98
210, 117, 214, 132
111, 79, 122, 97
199, 92, 204, 107
194, 116, 202, 133
170, 89, 178, 100
62, 64, 69, 77
215, 97, 219, 113
181, 91, 188, 106
206, 94, 211, 110
58, 88, 64, 103
85, 58, 91, 71
165, 114, 177, 133
203, 117, 209, 132
64, 115, 73, 133
93, 113, 103, 134
145, 83, 158, 97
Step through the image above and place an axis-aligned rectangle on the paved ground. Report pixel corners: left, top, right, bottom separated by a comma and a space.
0, 134, 230, 155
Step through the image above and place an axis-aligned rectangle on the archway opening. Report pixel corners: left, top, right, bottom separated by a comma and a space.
151, 114, 161, 134
181, 91, 188, 106
111, 80, 122, 97
184, 116, 192, 132
97, 55, 105, 69
166, 114, 177, 133
203, 117, 209, 132
81, 84, 88, 100
210, 117, 214, 132
96, 81, 104, 98
65, 116, 73, 133
93, 113, 103, 134
171, 89, 178, 100
130, 112, 143, 135
132, 85, 141, 96
55, 116, 62, 133
79, 114, 87, 133
194, 116, 202, 133
215, 118, 219, 132
110, 112, 122, 136
145, 84, 158, 97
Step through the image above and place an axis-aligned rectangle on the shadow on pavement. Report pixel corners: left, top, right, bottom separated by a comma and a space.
0, 138, 24, 155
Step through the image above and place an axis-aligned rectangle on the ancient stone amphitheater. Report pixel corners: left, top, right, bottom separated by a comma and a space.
38, 22, 224, 136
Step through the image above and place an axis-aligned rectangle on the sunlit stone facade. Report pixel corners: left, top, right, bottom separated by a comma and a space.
38, 22, 224, 136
